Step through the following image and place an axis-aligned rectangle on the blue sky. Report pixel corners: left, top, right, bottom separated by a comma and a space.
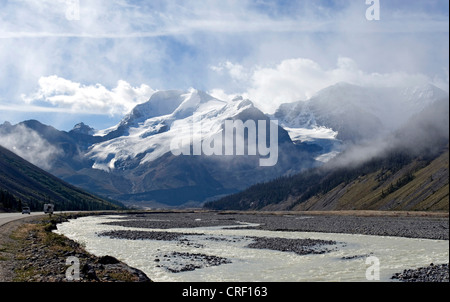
0, 0, 448, 130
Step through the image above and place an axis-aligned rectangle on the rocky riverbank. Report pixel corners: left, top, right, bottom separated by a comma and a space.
0, 215, 151, 282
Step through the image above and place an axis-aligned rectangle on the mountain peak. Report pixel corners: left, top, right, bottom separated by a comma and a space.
236, 98, 254, 110
70, 122, 94, 135
120, 89, 222, 126
133, 89, 185, 118
171, 89, 222, 118
401, 83, 449, 101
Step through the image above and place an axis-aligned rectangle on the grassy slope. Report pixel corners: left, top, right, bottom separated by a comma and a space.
292, 149, 449, 212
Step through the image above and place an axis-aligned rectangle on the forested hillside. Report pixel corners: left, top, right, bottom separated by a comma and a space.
0, 145, 124, 212
204, 144, 448, 211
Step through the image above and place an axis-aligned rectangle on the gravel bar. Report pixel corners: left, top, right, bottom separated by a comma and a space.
392, 263, 449, 282
99, 230, 198, 241
247, 237, 338, 255
154, 252, 232, 273
102, 211, 449, 240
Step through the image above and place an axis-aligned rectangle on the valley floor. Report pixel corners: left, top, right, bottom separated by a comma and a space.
1, 210, 448, 282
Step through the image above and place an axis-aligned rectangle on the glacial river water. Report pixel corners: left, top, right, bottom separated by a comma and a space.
54, 215, 449, 282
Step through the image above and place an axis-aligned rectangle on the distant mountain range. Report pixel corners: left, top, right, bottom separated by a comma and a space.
0, 145, 124, 212
0, 82, 448, 209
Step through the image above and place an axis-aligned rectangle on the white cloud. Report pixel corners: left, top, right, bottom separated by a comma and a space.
2, 1, 447, 40
210, 61, 250, 83
21, 76, 155, 116
0, 0, 448, 130
212, 57, 448, 114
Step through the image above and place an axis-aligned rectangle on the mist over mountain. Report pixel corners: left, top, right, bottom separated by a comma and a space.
275, 82, 447, 143
0, 144, 124, 211
1, 83, 448, 209
205, 95, 449, 211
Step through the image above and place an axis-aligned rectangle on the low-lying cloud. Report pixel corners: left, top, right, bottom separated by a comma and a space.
325, 97, 450, 170
0, 124, 62, 170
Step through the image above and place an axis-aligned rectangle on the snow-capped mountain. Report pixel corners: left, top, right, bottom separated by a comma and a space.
1, 83, 447, 208
86, 88, 318, 174
88, 89, 229, 171
0, 88, 321, 207
275, 82, 448, 143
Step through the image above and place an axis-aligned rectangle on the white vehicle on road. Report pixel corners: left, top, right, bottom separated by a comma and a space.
44, 204, 54, 214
